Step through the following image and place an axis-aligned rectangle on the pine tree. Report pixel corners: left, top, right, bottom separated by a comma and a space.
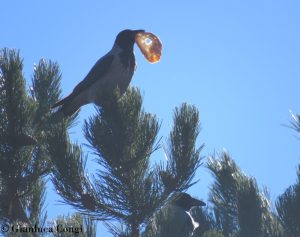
276, 165, 300, 237
205, 152, 283, 237
288, 112, 300, 134
1, 49, 42, 224
49, 87, 203, 236
0, 48, 72, 235
276, 112, 300, 237
52, 213, 96, 237
201, 230, 224, 237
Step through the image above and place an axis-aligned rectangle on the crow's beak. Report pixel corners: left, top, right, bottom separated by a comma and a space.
191, 197, 206, 207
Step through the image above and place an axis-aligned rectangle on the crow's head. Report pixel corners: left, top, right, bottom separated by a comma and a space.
173, 193, 206, 211
115, 29, 145, 50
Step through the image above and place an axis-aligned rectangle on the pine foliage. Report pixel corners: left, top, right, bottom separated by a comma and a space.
52, 213, 96, 237
0, 49, 62, 224
275, 112, 300, 236
3, 47, 300, 237
276, 168, 300, 235
206, 152, 283, 237
50, 87, 203, 236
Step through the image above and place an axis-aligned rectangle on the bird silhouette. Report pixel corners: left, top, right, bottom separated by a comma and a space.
52, 29, 145, 116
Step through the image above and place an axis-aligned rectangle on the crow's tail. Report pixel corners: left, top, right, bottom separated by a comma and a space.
51, 94, 81, 116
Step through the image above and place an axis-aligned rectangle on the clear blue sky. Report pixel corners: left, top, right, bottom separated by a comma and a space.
1, 1, 300, 236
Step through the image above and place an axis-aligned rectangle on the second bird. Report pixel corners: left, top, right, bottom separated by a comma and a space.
52, 29, 145, 116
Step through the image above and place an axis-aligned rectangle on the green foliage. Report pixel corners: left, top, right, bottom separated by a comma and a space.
26, 179, 47, 227
207, 153, 240, 236
0, 48, 83, 237
274, 112, 300, 236
207, 152, 283, 237
161, 103, 204, 192
52, 213, 96, 237
202, 230, 225, 237
5, 47, 299, 237
276, 165, 300, 237
0, 48, 61, 224
49, 126, 103, 217
289, 112, 300, 134
50, 87, 203, 236
237, 179, 262, 237
142, 204, 194, 237
84, 88, 162, 225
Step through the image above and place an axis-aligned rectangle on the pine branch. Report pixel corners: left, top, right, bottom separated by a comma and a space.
0, 48, 65, 226
276, 165, 300, 236
49, 124, 111, 220
160, 103, 204, 194
26, 178, 48, 226
83, 88, 162, 225
289, 111, 300, 135
52, 213, 97, 237
0, 48, 38, 223
52, 87, 204, 237
207, 152, 284, 237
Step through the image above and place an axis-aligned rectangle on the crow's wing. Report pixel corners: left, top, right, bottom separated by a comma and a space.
52, 54, 114, 108
72, 54, 114, 96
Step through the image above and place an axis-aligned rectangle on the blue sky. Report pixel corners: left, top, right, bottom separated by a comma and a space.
1, 1, 300, 236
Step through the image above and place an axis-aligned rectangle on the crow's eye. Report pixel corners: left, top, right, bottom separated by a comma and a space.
135, 32, 162, 64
